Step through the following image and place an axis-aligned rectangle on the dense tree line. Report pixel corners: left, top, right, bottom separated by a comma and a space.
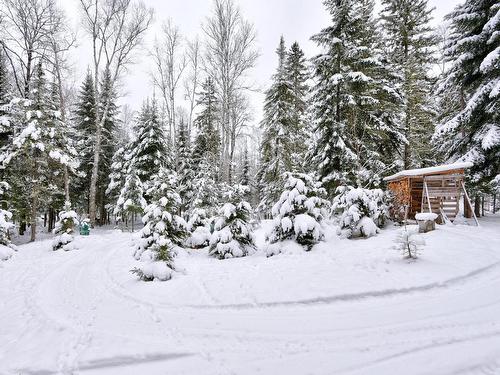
0, 0, 498, 253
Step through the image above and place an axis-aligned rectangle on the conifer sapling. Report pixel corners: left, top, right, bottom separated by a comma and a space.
52, 202, 78, 251
267, 173, 328, 252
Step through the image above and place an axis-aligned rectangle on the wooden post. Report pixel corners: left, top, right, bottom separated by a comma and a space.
474, 195, 481, 218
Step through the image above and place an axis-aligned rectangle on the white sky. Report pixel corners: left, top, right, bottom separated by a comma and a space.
61, 0, 462, 126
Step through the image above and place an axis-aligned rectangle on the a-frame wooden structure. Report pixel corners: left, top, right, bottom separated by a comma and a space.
384, 162, 479, 226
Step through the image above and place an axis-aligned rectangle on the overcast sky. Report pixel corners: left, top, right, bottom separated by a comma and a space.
62, 0, 462, 125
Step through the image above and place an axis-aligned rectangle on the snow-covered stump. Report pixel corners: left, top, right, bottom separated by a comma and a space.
415, 212, 438, 233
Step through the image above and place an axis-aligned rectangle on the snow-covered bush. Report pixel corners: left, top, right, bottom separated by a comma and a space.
209, 201, 255, 259
332, 186, 389, 238
131, 186, 187, 281
267, 173, 328, 251
0, 209, 14, 245
0, 208, 16, 261
185, 208, 211, 249
394, 226, 425, 259
52, 203, 78, 251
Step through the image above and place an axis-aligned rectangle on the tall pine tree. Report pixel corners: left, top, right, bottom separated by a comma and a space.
72, 70, 97, 212
381, 0, 437, 169
310, 0, 404, 194
176, 119, 194, 216
257, 37, 296, 215
128, 98, 168, 197
434, 0, 499, 191
285, 41, 310, 169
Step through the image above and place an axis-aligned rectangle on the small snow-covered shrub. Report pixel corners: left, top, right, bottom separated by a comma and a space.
185, 208, 211, 249
332, 186, 389, 238
394, 226, 425, 259
267, 173, 328, 251
52, 203, 78, 251
0, 182, 17, 260
209, 201, 255, 259
0, 208, 14, 247
132, 187, 187, 281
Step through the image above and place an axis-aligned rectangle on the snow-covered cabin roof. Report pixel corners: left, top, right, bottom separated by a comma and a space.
384, 162, 473, 182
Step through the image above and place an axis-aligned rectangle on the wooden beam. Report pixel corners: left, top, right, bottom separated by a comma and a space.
424, 179, 432, 213
461, 181, 479, 226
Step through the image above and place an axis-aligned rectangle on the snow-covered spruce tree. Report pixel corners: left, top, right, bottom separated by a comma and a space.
127, 98, 168, 197
0, 63, 77, 241
332, 186, 389, 238
106, 147, 129, 217
72, 70, 97, 210
185, 206, 211, 249
209, 198, 255, 260
114, 168, 147, 231
132, 177, 187, 281
267, 173, 328, 252
257, 37, 295, 216
285, 41, 311, 169
381, 0, 437, 169
52, 202, 78, 251
238, 146, 253, 203
434, 0, 499, 191
185, 158, 220, 249
310, 0, 405, 195
176, 119, 195, 216
193, 77, 220, 173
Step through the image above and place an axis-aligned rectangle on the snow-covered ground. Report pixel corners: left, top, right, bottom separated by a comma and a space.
1, 216, 500, 374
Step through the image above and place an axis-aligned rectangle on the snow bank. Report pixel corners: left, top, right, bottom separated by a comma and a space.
0, 244, 15, 261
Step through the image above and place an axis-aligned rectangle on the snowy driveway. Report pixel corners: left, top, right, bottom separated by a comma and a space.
1, 217, 500, 374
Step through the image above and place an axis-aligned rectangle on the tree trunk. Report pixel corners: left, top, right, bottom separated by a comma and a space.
30, 195, 38, 242
474, 195, 481, 218
48, 208, 55, 233
89, 100, 112, 225
19, 220, 26, 236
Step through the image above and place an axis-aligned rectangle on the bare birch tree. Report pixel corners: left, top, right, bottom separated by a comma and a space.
183, 37, 201, 137
203, 0, 259, 182
79, 0, 153, 225
151, 19, 186, 146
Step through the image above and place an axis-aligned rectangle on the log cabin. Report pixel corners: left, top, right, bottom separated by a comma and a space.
384, 162, 479, 225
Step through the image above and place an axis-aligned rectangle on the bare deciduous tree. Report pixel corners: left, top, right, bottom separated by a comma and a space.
203, 0, 259, 181
151, 19, 186, 146
79, 0, 153, 225
183, 37, 201, 137
0, 0, 60, 97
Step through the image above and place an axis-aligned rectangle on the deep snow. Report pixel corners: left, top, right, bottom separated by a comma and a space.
1, 216, 500, 374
